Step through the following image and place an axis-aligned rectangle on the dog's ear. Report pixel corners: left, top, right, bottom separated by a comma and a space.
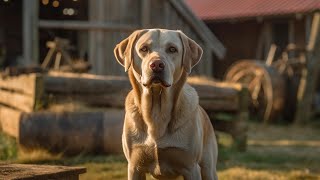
114, 30, 147, 72
179, 31, 203, 74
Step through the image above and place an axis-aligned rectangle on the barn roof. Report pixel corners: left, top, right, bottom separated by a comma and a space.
170, 0, 226, 59
185, 0, 320, 21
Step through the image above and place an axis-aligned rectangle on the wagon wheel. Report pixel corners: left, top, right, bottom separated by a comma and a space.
225, 60, 286, 123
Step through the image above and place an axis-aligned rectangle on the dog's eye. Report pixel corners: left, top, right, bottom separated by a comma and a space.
168, 47, 177, 53
140, 46, 149, 53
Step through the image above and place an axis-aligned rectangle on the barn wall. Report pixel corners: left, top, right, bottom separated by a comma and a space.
0, 1, 22, 67
208, 20, 262, 79
208, 17, 307, 79
88, 0, 214, 77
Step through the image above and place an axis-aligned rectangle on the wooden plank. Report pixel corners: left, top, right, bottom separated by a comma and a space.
163, 1, 170, 28
34, 74, 45, 110
0, 106, 22, 138
0, 74, 38, 95
48, 91, 128, 108
0, 164, 86, 180
44, 72, 241, 111
305, 14, 312, 42
294, 12, 320, 124
200, 99, 238, 111
264, 22, 273, 60
0, 90, 35, 112
23, 0, 39, 65
38, 20, 138, 32
43, 72, 131, 94
288, 20, 295, 58
88, 0, 98, 74
234, 86, 249, 151
141, 0, 151, 27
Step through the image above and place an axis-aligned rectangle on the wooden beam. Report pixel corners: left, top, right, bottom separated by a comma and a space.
141, 0, 151, 28
39, 20, 138, 32
288, 20, 295, 58
43, 72, 241, 112
0, 106, 22, 138
168, 0, 226, 59
43, 72, 131, 94
0, 74, 38, 95
0, 90, 35, 112
19, 109, 124, 155
0, 74, 44, 111
0, 164, 86, 180
264, 22, 273, 60
23, 0, 39, 65
294, 12, 320, 124
305, 14, 312, 42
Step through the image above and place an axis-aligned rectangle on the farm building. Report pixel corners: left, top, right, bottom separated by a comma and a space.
0, 0, 251, 154
186, 0, 320, 78
0, 0, 225, 77
186, 0, 320, 123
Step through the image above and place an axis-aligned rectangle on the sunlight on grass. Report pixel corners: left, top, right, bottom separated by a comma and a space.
219, 167, 318, 180
0, 132, 17, 161
249, 139, 320, 147
0, 122, 319, 179
17, 149, 62, 164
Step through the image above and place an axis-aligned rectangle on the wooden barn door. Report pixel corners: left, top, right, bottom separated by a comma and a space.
89, 0, 141, 76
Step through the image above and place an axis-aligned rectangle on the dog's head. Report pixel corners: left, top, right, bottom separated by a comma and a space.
114, 29, 203, 88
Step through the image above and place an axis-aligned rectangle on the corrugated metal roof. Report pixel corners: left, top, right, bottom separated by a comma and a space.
185, 0, 320, 21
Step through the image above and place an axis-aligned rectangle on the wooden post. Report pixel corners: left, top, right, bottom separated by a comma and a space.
89, 0, 105, 75
23, 0, 39, 65
264, 22, 273, 60
141, 0, 151, 28
233, 86, 248, 151
204, 45, 213, 77
288, 20, 295, 58
294, 13, 320, 124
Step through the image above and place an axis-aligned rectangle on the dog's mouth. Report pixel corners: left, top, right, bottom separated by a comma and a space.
142, 76, 171, 88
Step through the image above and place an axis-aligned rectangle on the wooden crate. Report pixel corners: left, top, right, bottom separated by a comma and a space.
0, 164, 85, 180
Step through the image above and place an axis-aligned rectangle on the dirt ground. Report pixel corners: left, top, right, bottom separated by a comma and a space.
1, 122, 320, 180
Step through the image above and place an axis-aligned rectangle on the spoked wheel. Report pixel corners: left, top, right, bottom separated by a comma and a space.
225, 60, 286, 123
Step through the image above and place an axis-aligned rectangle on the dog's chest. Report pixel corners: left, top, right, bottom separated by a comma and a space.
131, 143, 194, 177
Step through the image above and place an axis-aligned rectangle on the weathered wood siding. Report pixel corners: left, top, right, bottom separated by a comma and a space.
88, 0, 216, 76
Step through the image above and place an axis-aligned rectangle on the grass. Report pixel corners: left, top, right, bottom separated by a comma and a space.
0, 122, 320, 179
0, 132, 17, 161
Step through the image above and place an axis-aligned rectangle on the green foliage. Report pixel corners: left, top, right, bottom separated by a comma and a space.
0, 132, 17, 161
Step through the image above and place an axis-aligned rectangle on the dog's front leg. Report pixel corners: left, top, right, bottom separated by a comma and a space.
183, 164, 201, 180
128, 164, 146, 180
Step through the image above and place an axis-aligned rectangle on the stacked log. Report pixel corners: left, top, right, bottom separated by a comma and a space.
0, 71, 248, 154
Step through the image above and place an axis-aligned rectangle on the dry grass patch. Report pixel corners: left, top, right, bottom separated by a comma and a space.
1, 122, 319, 179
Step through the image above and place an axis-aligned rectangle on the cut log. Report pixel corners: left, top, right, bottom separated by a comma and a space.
18, 109, 124, 155
43, 72, 241, 112
200, 99, 238, 112
0, 90, 35, 112
43, 72, 131, 94
0, 106, 22, 138
0, 73, 40, 95
49, 92, 128, 108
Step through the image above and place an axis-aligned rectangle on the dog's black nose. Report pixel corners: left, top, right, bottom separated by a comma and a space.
149, 60, 165, 73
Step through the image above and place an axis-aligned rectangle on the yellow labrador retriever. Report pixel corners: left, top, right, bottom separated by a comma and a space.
114, 29, 218, 180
